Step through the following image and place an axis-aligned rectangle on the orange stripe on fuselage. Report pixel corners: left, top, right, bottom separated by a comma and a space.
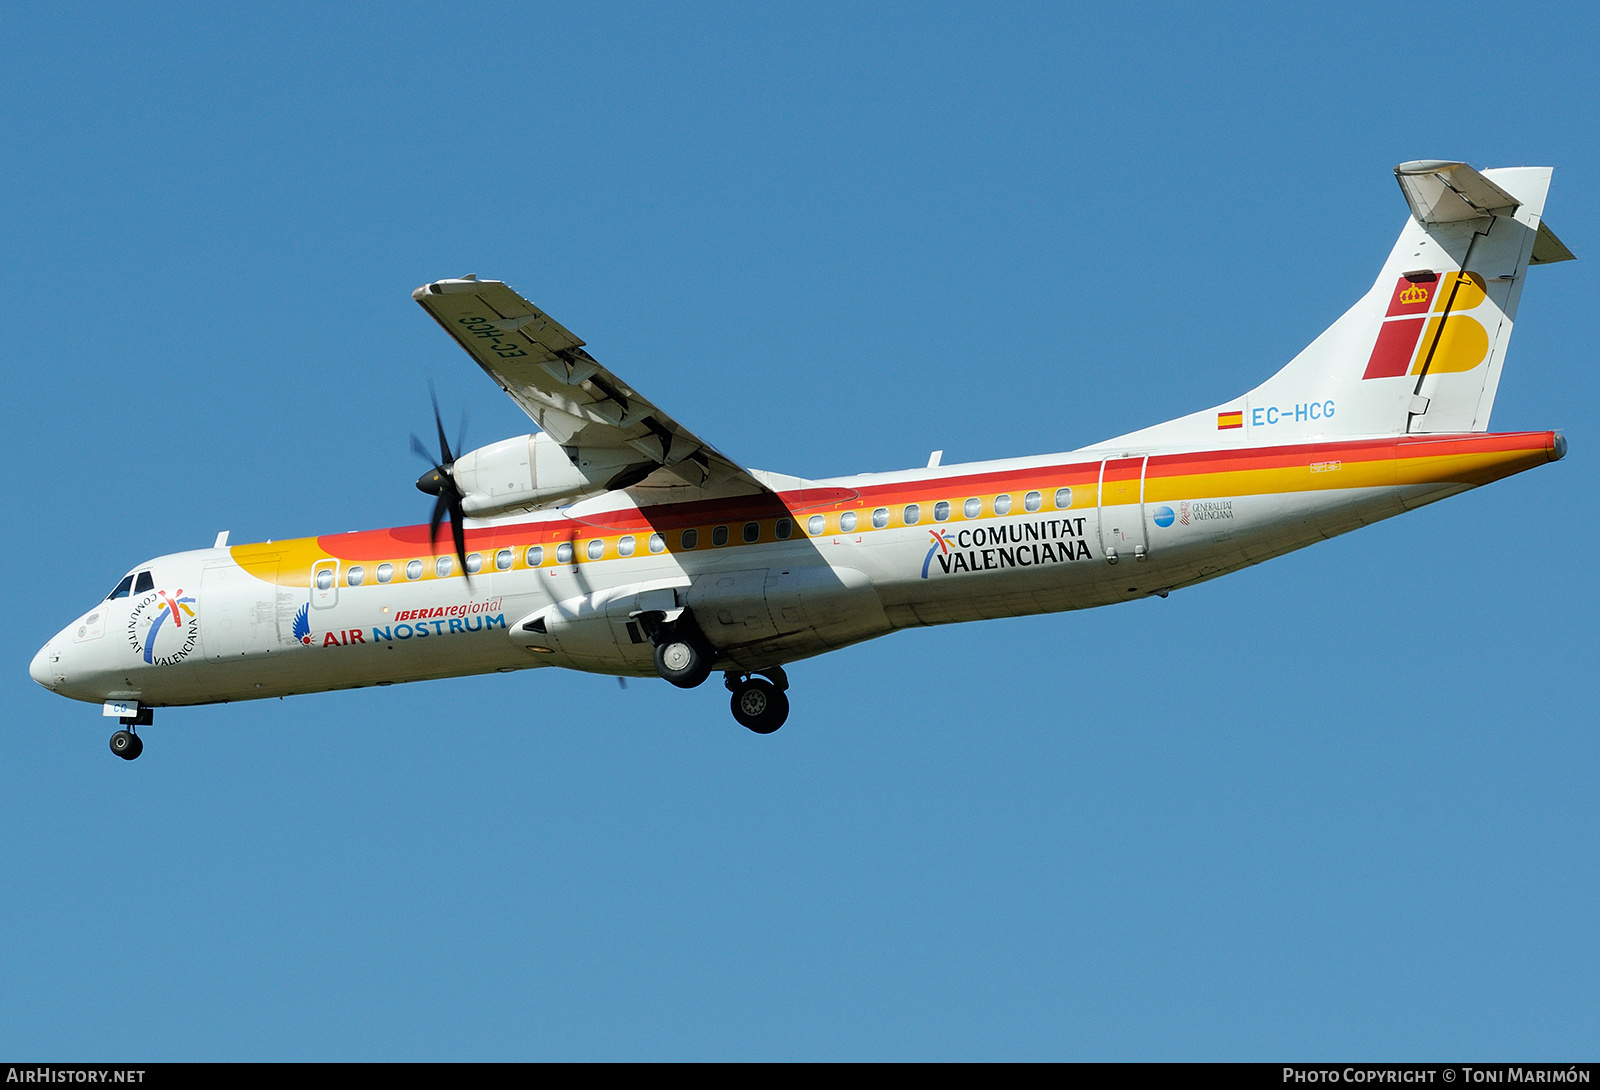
229, 432, 1559, 586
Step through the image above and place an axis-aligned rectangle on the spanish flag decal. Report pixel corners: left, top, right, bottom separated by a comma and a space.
1217, 410, 1244, 430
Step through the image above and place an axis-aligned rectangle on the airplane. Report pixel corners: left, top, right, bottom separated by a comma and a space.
29, 160, 1575, 759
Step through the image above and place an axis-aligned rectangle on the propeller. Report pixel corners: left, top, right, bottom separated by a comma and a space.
412, 387, 472, 581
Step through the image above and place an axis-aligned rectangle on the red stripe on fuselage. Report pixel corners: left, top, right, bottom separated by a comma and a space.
311, 432, 1558, 560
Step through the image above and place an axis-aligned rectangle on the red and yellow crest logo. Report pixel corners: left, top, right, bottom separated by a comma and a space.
1363, 271, 1491, 380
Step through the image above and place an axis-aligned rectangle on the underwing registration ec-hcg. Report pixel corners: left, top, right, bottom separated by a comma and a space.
31, 161, 1575, 758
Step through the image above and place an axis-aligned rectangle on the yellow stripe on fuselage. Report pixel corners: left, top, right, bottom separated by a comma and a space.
227, 434, 1555, 588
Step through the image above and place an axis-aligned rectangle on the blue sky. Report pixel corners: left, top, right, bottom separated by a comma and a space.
3, 2, 1597, 1059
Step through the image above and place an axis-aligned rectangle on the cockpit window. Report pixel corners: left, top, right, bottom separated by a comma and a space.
133, 571, 154, 594
106, 575, 134, 600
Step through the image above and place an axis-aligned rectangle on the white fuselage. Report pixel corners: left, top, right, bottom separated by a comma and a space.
29, 430, 1561, 709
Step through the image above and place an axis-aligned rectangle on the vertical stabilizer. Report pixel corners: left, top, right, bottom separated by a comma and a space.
1090, 163, 1569, 452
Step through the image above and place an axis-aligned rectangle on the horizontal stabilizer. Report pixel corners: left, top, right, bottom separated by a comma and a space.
1395, 161, 1520, 224
1530, 220, 1576, 264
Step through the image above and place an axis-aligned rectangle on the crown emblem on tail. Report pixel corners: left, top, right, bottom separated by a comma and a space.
1399, 282, 1430, 305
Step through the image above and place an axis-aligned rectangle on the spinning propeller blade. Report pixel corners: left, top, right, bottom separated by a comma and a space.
411, 389, 472, 583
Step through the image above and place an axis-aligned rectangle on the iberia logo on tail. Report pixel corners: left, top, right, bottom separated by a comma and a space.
1363, 271, 1490, 380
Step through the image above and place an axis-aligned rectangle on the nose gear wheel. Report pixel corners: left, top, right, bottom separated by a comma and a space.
109, 730, 143, 760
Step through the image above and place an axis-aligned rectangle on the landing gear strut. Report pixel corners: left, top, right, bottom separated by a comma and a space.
726, 667, 790, 734
110, 706, 150, 760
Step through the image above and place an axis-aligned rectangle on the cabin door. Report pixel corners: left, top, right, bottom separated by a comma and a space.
201, 558, 281, 660
1096, 456, 1149, 563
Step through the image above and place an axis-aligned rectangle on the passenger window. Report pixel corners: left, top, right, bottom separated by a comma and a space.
556, 542, 574, 564
1024, 490, 1042, 513
316, 568, 334, 591
1054, 487, 1073, 509
406, 560, 423, 580
106, 575, 134, 600
712, 525, 729, 546
934, 501, 951, 522
872, 507, 889, 529
648, 533, 665, 554
994, 494, 1013, 515
840, 511, 858, 532
525, 545, 543, 567
436, 556, 453, 577
496, 548, 513, 571
681, 529, 698, 549
807, 515, 825, 536
775, 518, 792, 540
903, 504, 920, 525
618, 535, 636, 557
465, 553, 482, 574
963, 498, 981, 518
376, 563, 394, 584
134, 571, 154, 594
586, 539, 604, 560
743, 522, 759, 543
347, 566, 364, 587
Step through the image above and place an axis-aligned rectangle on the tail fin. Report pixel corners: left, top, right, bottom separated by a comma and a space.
1095, 162, 1572, 451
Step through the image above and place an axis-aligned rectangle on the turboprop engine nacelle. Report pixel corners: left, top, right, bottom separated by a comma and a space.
450, 433, 655, 515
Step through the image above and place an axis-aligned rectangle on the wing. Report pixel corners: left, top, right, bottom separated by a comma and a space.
412, 275, 767, 497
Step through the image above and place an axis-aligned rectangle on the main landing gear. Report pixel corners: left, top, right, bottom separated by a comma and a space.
654, 640, 791, 733
637, 609, 715, 690
726, 667, 790, 734
639, 609, 791, 733
653, 636, 713, 690
110, 706, 151, 761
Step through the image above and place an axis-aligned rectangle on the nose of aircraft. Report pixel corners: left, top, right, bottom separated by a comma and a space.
30, 640, 58, 690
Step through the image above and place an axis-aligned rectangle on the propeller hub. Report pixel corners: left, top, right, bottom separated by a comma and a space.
416, 466, 451, 496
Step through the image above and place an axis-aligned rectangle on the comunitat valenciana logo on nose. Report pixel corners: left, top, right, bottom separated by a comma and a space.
127, 588, 198, 665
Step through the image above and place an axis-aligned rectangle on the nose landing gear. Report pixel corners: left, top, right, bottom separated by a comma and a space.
109, 706, 151, 760
725, 667, 790, 734
109, 730, 143, 760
